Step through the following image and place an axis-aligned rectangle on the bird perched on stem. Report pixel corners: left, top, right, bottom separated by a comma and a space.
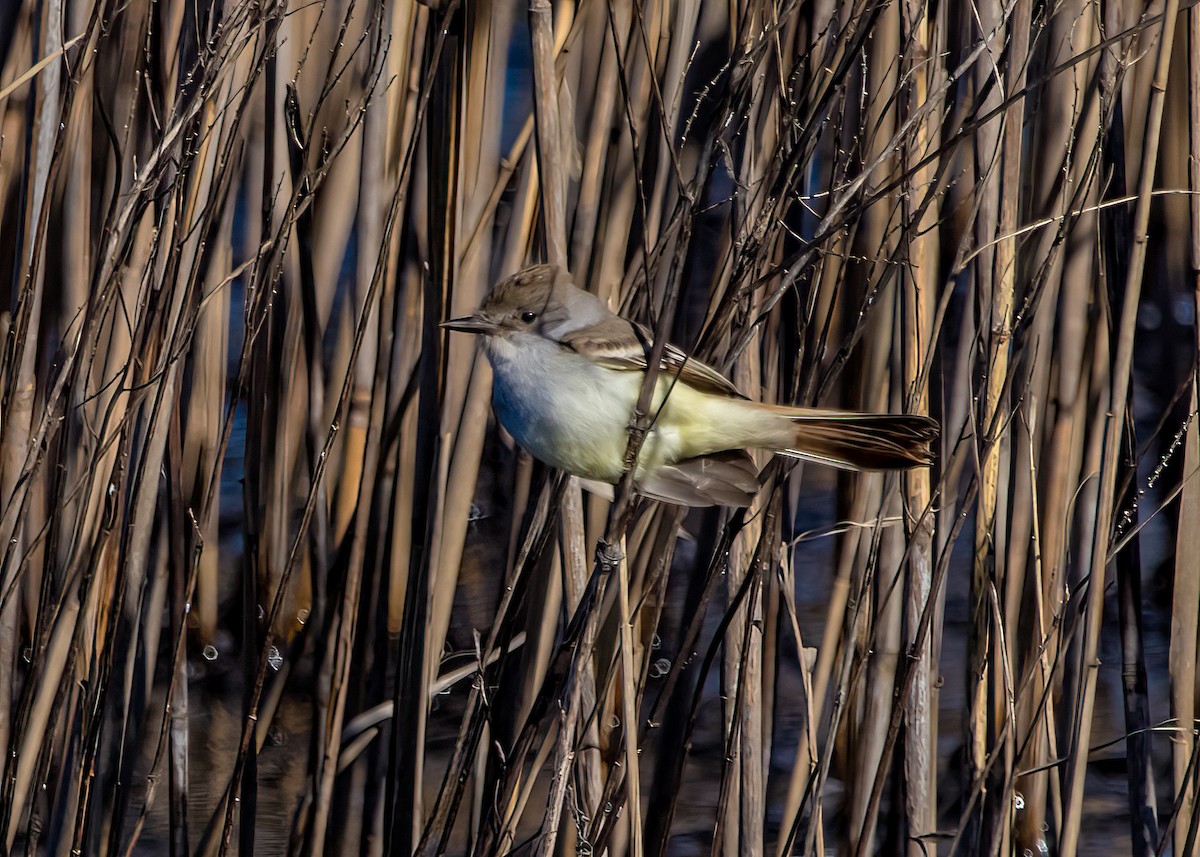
442, 265, 937, 507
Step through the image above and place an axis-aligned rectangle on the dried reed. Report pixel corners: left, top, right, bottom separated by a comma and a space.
0, 1, 1197, 855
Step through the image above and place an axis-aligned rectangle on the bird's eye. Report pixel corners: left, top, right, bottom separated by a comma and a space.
520, 311, 537, 323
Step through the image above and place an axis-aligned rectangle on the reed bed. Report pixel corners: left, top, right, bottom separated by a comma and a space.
0, 1, 1198, 855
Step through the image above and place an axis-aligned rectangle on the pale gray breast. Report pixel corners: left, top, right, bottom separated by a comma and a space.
485, 333, 639, 479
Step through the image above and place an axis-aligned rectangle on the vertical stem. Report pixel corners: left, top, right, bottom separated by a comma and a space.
0, 0, 63, 790
535, 479, 597, 857
386, 6, 463, 852
1172, 9, 1200, 855
530, 0, 569, 270
900, 1, 939, 849
968, 2, 1028, 850
1060, 3, 1180, 854
617, 536, 644, 857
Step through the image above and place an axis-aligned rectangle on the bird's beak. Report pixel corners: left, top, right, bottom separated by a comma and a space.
440, 314, 498, 335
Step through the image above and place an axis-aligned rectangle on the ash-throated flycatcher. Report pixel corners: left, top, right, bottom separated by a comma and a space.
442, 265, 937, 507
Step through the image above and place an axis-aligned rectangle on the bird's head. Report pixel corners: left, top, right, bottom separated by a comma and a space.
441, 265, 609, 343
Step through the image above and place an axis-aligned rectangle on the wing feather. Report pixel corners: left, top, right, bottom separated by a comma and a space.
637, 450, 760, 507
558, 319, 744, 399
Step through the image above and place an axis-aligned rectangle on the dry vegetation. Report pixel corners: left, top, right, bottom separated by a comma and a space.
0, 0, 1198, 855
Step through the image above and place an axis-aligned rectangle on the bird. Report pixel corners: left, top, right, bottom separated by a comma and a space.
441, 265, 937, 507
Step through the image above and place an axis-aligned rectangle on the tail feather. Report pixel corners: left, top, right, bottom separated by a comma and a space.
758, 407, 938, 471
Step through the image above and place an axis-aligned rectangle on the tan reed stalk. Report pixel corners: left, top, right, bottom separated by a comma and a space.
1017, 3, 1101, 845
841, 9, 905, 847
965, 1, 1024, 848
6, 30, 143, 843
564, 485, 605, 819
570, 0, 621, 280
615, 535, 645, 857
0, 0, 62, 792
382, 2, 426, 645
640, 0, 699, 249
591, 0, 640, 302
775, 111, 859, 840
534, 480, 593, 857
424, 0, 514, 750
991, 5, 1030, 853
325, 50, 394, 852
898, 2, 941, 849
722, 347, 765, 857
1171, 9, 1200, 853
490, 9, 573, 834
393, 14, 464, 846
305, 189, 390, 854
530, 0, 570, 269
1060, 3, 1181, 854
714, 18, 793, 848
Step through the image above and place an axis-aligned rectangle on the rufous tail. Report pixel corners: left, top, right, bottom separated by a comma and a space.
759, 406, 939, 471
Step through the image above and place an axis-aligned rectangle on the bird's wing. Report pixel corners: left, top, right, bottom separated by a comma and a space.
559, 318, 744, 399
637, 450, 760, 507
